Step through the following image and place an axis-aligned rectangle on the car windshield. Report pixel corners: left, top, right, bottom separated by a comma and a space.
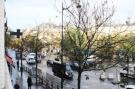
74, 63, 78, 66
30, 53, 35, 56
66, 65, 71, 71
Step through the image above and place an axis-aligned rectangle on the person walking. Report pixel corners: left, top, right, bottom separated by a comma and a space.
27, 76, 32, 89
17, 60, 19, 71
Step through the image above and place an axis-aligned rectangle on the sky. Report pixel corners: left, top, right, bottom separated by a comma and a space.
5, 0, 135, 30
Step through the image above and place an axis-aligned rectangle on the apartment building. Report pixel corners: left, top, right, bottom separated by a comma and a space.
0, 0, 13, 89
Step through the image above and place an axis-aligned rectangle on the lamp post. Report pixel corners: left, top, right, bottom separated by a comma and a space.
61, 2, 72, 89
76, 1, 81, 27
126, 53, 129, 85
61, 2, 64, 89
61, 1, 81, 89
20, 37, 23, 78
61, 2, 70, 89
35, 27, 39, 89
10, 29, 23, 77
76, 2, 82, 89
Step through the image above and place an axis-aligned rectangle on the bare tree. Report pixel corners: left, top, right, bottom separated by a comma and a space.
60, 0, 127, 89
22, 26, 46, 53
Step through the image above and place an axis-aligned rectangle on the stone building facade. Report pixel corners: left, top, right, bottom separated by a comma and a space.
0, 0, 13, 89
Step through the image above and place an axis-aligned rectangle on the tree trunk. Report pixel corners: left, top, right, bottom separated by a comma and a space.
78, 67, 82, 89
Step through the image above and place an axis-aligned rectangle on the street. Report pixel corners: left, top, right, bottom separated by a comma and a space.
21, 54, 124, 89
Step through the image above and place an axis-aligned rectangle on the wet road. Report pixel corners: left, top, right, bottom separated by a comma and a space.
22, 55, 124, 89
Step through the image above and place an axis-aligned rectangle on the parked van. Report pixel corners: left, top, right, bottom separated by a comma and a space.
26, 53, 41, 64
52, 62, 73, 79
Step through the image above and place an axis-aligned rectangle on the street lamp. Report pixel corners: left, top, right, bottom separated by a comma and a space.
61, 2, 71, 89
75, 0, 81, 28
29, 34, 38, 89
61, 2, 64, 89
61, 1, 81, 89
10, 29, 23, 77
34, 28, 39, 89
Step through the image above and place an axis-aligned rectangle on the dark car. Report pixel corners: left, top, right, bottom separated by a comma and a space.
69, 62, 79, 71
52, 62, 73, 79
82, 60, 97, 71
47, 60, 53, 67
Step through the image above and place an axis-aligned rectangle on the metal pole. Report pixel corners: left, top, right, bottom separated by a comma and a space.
35, 43, 38, 89
127, 55, 129, 85
16, 45, 21, 71
35, 27, 39, 89
20, 37, 23, 78
61, 2, 64, 89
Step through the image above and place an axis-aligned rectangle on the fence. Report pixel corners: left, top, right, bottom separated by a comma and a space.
22, 64, 61, 89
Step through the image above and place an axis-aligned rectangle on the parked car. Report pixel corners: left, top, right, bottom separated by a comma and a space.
47, 60, 53, 67
22, 53, 27, 60
83, 55, 97, 70
125, 85, 135, 89
26, 53, 41, 64
26, 53, 36, 64
52, 62, 73, 79
69, 61, 79, 71
37, 53, 42, 63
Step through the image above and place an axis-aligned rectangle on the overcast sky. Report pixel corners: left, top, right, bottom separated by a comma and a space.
6, 0, 135, 30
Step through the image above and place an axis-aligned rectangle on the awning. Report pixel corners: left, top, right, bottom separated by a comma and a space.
5, 55, 15, 67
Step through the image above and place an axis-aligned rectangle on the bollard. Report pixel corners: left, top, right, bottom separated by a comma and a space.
41, 76, 43, 84
51, 82, 53, 89
26, 67, 28, 72
24, 66, 26, 71
28, 68, 30, 73
29, 68, 31, 74
27, 67, 29, 72
57, 85, 59, 89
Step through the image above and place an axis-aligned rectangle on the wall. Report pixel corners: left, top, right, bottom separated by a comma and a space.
0, 0, 13, 89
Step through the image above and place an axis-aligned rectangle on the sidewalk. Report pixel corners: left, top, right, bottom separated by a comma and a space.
20, 71, 44, 89
8, 49, 44, 89
11, 66, 44, 89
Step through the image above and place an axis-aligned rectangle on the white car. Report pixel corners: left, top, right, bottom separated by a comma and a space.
22, 53, 27, 60
125, 85, 135, 89
26, 53, 41, 64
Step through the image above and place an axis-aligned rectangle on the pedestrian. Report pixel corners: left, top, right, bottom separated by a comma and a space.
85, 74, 89, 80
17, 60, 19, 71
14, 83, 20, 89
27, 76, 32, 89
